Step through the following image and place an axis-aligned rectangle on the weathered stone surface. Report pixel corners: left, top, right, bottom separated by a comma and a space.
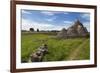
57, 20, 88, 38
57, 28, 68, 38
29, 44, 48, 62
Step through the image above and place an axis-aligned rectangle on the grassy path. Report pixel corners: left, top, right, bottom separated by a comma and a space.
67, 39, 89, 60
21, 33, 90, 62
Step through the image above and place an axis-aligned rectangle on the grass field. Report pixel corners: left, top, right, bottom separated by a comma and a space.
21, 32, 90, 62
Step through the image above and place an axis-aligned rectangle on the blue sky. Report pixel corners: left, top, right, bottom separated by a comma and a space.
21, 9, 90, 31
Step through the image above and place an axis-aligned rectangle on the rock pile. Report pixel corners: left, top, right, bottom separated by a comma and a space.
57, 20, 89, 38
29, 44, 48, 62
57, 28, 68, 38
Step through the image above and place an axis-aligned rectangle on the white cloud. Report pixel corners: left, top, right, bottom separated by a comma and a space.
22, 10, 32, 14
63, 21, 72, 24
63, 12, 69, 14
80, 13, 90, 31
81, 14, 90, 20
40, 11, 68, 16
40, 11, 55, 16
22, 19, 68, 31
46, 19, 54, 22
83, 22, 90, 32
46, 17, 57, 22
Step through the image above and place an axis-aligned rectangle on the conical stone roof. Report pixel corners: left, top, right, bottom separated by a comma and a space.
57, 20, 88, 38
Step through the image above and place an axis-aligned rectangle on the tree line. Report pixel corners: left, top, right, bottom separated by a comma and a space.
29, 28, 60, 32
30, 28, 39, 32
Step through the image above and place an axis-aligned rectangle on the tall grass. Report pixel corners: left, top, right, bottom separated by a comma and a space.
21, 33, 90, 62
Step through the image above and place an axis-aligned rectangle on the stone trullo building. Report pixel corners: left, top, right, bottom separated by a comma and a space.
57, 20, 89, 38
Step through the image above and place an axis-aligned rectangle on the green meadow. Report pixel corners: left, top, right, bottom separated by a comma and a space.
21, 32, 90, 62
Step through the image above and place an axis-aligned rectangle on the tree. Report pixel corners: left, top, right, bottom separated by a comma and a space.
30, 28, 34, 32
37, 28, 39, 32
